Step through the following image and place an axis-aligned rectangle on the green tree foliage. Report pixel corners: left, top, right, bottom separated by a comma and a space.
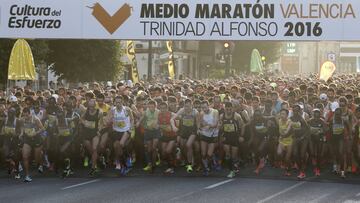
48, 40, 122, 82
232, 41, 280, 73
0, 39, 49, 88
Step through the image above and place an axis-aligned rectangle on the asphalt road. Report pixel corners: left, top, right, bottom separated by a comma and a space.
1, 166, 360, 203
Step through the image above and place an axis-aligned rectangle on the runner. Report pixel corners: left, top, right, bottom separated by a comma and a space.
308, 107, 327, 174
250, 109, 270, 175
198, 100, 219, 176
330, 108, 351, 178
172, 99, 199, 173
158, 102, 177, 174
290, 104, 310, 179
20, 107, 45, 182
107, 96, 134, 175
138, 100, 160, 172
220, 102, 244, 178
277, 109, 293, 176
81, 99, 104, 176
2, 107, 21, 179
57, 103, 80, 177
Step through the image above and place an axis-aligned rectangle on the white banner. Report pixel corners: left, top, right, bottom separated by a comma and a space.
0, 0, 359, 40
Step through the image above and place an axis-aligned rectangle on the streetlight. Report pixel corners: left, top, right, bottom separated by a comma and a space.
223, 42, 231, 77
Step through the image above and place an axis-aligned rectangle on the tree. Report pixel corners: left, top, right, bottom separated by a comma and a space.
0, 39, 49, 89
47, 40, 122, 83
232, 41, 280, 73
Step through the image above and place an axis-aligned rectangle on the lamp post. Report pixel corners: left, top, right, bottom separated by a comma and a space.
223, 42, 231, 78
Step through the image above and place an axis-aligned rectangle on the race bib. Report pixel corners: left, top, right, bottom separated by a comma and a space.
25, 128, 36, 137
59, 128, 71, 137
292, 122, 301, 130
224, 124, 235, 133
183, 118, 194, 127
116, 121, 126, 129
310, 127, 322, 135
84, 120, 96, 129
4, 127, 16, 136
333, 125, 344, 135
255, 125, 268, 133
160, 125, 172, 132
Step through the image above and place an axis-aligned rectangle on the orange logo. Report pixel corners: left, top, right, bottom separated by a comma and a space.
89, 3, 131, 34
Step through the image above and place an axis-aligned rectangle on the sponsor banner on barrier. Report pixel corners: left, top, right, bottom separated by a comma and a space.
0, 0, 359, 40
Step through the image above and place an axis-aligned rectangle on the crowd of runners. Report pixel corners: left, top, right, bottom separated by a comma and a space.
1, 73, 360, 182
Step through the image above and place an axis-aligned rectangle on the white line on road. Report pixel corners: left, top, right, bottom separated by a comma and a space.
257, 181, 306, 203
169, 179, 235, 201
61, 179, 100, 190
169, 191, 197, 201
308, 193, 330, 203
204, 179, 235, 190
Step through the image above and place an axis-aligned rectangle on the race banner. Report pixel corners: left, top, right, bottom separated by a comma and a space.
1, 0, 360, 40
166, 41, 175, 79
126, 41, 140, 83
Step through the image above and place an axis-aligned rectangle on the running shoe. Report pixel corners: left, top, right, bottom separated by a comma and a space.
83, 157, 89, 168
115, 160, 121, 170
186, 165, 193, 173
62, 169, 71, 178
156, 153, 161, 166
332, 164, 338, 174
24, 176, 32, 182
203, 168, 210, 176
126, 157, 133, 168
297, 172, 306, 179
44, 154, 50, 168
227, 170, 235, 178
38, 165, 44, 174
14, 173, 21, 180
18, 163, 23, 172
164, 168, 174, 174
143, 164, 152, 172
65, 158, 71, 170
341, 171, 346, 179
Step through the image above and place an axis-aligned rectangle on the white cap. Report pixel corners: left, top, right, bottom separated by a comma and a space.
319, 93, 328, 101
9, 96, 17, 102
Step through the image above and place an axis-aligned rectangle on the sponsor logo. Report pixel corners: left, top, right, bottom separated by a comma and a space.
89, 3, 131, 34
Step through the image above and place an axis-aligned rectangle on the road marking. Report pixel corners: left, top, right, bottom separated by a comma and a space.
62, 179, 100, 190
170, 179, 234, 201
308, 193, 330, 203
169, 191, 196, 201
356, 193, 360, 197
204, 179, 235, 190
257, 181, 306, 203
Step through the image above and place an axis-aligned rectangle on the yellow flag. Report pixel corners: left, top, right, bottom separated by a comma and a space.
8, 39, 36, 81
319, 61, 336, 82
166, 41, 175, 79
126, 41, 139, 83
